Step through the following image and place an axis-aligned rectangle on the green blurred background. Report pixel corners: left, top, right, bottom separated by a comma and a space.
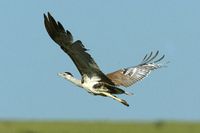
0, 121, 200, 133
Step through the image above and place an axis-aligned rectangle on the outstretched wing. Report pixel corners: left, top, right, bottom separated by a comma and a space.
44, 12, 114, 84
106, 51, 166, 87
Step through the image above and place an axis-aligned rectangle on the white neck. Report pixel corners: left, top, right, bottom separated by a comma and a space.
65, 76, 82, 88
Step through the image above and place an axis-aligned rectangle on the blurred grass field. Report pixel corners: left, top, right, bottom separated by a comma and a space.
0, 121, 200, 133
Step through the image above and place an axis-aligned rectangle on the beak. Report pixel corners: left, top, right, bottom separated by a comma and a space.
57, 73, 63, 77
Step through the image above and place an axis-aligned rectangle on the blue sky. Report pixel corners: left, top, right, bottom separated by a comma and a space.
0, 0, 200, 121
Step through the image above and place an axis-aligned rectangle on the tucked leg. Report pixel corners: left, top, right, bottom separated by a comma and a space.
101, 92, 129, 107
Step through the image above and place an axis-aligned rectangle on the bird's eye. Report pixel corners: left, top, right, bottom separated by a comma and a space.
64, 72, 73, 77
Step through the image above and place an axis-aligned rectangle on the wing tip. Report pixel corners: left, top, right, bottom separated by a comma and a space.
43, 12, 51, 19
141, 50, 165, 64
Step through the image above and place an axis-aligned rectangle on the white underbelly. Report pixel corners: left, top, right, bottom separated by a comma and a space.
82, 82, 97, 93
81, 76, 101, 94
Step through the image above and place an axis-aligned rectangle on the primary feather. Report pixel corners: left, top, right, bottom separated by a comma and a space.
107, 51, 166, 87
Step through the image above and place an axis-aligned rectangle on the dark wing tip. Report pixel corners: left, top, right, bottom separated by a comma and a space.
66, 30, 71, 35
43, 13, 47, 19
57, 21, 65, 31
43, 13, 48, 23
154, 54, 165, 63
47, 12, 52, 18
43, 12, 73, 45
43, 12, 52, 20
141, 51, 165, 65
144, 51, 153, 62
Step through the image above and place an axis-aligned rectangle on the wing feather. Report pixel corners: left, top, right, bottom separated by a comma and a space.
44, 12, 114, 85
107, 51, 166, 87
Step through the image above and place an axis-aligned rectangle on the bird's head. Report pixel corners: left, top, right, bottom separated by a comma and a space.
57, 72, 73, 79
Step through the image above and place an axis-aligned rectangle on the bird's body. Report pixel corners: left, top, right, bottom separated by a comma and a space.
80, 75, 101, 94
44, 12, 167, 107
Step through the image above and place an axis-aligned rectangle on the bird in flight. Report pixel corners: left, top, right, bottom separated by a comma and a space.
44, 12, 166, 107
